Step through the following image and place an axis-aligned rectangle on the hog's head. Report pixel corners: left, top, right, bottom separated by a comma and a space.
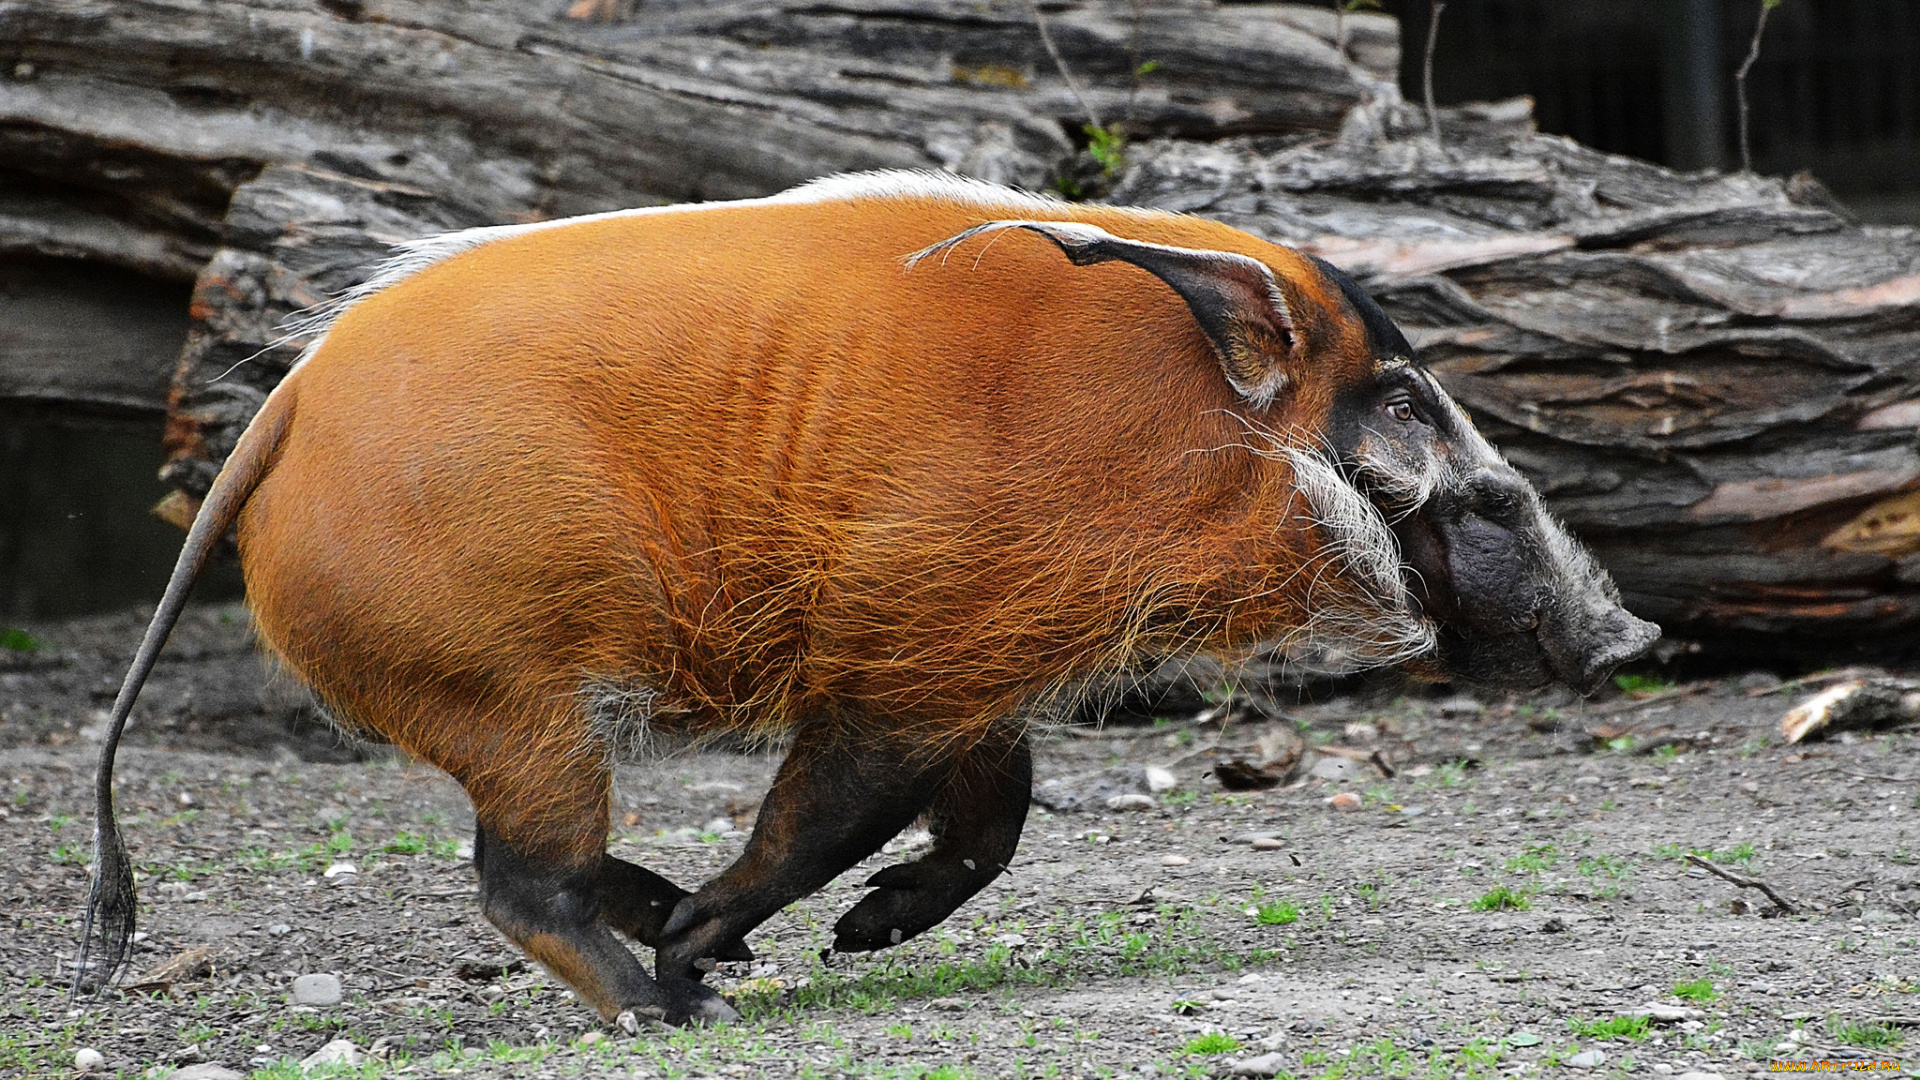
913, 218, 1658, 693
1314, 283, 1662, 693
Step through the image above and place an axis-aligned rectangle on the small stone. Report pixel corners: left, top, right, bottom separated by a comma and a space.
1628, 1002, 1704, 1022
1228, 1051, 1289, 1077
1651, 1066, 1673, 1076
1143, 765, 1178, 793
1673, 1073, 1724, 1080
702, 816, 733, 834
300, 1040, 363, 1068
165, 1066, 244, 1080
321, 861, 357, 878
1160, 854, 1191, 866
74, 1048, 105, 1072
1565, 1049, 1607, 1069
291, 973, 343, 1007
1328, 791, 1362, 811
930, 997, 966, 1011
1106, 793, 1155, 811
1237, 973, 1263, 984
1437, 695, 1482, 718
1309, 756, 1364, 782
575, 1031, 606, 1047
1250, 836, 1284, 850
267, 923, 293, 937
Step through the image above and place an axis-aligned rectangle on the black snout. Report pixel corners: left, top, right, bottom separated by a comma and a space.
1540, 599, 1662, 696
1395, 468, 1659, 694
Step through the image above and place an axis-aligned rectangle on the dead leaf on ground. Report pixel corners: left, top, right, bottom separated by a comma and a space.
454, 959, 528, 982
124, 946, 213, 994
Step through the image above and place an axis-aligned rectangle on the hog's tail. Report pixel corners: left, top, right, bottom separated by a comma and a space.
71, 383, 297, 1002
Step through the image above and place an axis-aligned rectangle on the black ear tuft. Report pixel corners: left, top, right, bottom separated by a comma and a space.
907, 220, 1299, 405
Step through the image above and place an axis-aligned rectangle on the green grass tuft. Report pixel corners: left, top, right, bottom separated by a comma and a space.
1469, 885, 1532, 912
0, 628, 41, 653
1183, 1032, 1242, 1055
1569, 1015, 1651, 1040
1612, 673, 1674, 695
1672, 978, 1718, 1002
1254, 901, 1300, 926
1504, 844, 1558, 874
1829, 1016, 1904, 1049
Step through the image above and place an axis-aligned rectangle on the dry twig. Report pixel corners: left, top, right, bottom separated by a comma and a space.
1024, 0, 1103, 130
1736, 0, 1783, 172
1686, 853, 1796, 915
1422, 1, 1446, 141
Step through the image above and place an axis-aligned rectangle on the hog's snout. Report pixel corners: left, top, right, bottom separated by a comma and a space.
1400, 466, 1659, 695
1540, 597, 1661, 696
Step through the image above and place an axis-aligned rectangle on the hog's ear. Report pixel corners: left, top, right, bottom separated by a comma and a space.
907, 220, 1301, 407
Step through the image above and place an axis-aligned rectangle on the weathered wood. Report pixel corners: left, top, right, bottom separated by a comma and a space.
8, 0, 1920, 653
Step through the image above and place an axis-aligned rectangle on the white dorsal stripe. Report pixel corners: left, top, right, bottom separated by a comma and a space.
284, 170, 1166, 372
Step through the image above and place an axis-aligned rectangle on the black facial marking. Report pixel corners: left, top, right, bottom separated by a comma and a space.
1308, 256, 1423, 469
1305, 255, 1413, 361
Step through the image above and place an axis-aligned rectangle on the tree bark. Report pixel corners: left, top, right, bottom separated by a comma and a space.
6, 0, 1920, 653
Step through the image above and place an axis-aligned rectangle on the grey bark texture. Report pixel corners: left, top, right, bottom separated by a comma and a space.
5, 0, 1919, 652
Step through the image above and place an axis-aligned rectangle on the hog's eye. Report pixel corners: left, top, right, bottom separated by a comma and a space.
1386, 399, 1417, 423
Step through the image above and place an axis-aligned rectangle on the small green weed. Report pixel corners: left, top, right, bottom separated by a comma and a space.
0, 628, 41, 652
1829, 1016, 1903, 1049
1613, 673, 1674, 695
1505, 844, 1558, 874
1570, 1015, 1651, 1040
1183, 1033, 1242, 1055
1253, 901, 1300, 926
1470, 885, 1532, 912
1673, 978, 1719, 1003
1084, 124, 1126, 176
1577, 855, 1629, 878
382, 831, 429, 855
1654, 842, 1756, 866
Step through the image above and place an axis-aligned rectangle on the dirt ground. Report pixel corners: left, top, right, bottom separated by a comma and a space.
5, 602, 1920, 1080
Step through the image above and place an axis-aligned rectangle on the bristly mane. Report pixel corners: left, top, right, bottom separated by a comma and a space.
281, 170, 1141, 371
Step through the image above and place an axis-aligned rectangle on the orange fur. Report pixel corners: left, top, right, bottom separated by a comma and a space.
237, 183, 1392, 863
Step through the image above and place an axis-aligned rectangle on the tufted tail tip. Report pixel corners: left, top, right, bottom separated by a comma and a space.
70, 819, 136, 1002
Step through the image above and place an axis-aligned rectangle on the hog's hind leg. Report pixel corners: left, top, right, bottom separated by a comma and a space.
597, 855, 753, 961
419, 696, 736, 1027
831, 731, 1031, 953
654, 721, 945, 986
